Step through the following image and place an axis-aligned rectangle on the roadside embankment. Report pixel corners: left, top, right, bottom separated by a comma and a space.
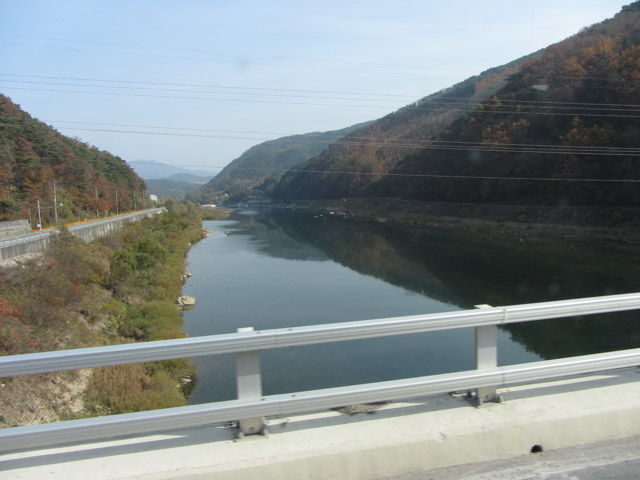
0, 209, 164, 262
0, 203, 207, 427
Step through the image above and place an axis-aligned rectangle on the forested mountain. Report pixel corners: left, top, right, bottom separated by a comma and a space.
146, 175, 210, 201
272, 54, 537, 200
129, 159, 214, 180
274, 2, 640, 210
0, 94, 145, 224
370, 2, 640, 208
188, 123, 368, 204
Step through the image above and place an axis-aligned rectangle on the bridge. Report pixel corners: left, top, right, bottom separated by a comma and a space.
1, 293, 640, 478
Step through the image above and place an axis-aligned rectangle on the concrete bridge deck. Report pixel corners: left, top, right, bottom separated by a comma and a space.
2, 367, 640, 480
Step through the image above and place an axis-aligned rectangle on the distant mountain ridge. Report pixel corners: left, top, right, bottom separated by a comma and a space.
188, 122, 369, 203
145, 172, 215, 201
165, 173, 212, 183
129, 159, 216, 180
145, 178, 204, 201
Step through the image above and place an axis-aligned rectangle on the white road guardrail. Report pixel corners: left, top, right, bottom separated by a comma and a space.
0, 292, 639, 451
0, 208, 164, 251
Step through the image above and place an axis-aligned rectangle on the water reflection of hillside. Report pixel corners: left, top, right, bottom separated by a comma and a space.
256, 210, 640, 360
227, 211, 328, 261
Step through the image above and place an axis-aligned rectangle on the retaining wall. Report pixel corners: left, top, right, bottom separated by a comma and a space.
0, 209, 164, 261
0, 220, 31, 240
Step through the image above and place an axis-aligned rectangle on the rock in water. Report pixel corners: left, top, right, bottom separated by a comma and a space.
176, 295, 196, 306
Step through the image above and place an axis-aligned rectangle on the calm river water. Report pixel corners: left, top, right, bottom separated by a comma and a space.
182, 209, 640, 404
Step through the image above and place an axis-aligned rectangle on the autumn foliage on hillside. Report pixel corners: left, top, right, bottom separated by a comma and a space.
373, 5, 640, 208
0, 94, 145, 224
272, 54, 536, 201
274, 3, 640, 212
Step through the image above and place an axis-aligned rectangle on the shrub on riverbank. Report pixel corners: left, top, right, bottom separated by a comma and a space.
0, 202, 205, 424
86, 201, 203, 413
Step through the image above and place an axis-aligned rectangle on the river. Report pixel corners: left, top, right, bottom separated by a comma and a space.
182, 209, 640, 404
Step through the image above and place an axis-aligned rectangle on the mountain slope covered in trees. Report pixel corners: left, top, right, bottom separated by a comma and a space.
0, 95, 145, 225
188, 123, 368, 204
272, 54, 538, 201
273, 2, 640, 212
369, 2, 640, 208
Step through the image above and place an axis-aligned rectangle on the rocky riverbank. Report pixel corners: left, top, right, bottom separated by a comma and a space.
0, 203, 209, 427
278, 198, 640, 244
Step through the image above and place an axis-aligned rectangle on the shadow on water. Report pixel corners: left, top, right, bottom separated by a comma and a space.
262, 210, 640, 359
183, 209, 640, 402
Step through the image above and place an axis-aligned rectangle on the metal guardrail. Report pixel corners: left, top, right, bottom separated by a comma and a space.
2, 348, 640, 452
2, 292, 639, 377
0, 292, 639, 451
0, 208, 164, 252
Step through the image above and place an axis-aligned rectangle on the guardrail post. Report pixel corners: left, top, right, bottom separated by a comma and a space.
235, 327, 265, 437
474, 304, 500, 405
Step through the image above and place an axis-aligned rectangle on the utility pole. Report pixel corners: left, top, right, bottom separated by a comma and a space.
37, 200, 42, 232
115, 189, 119, 215
95, 185, 99, 217
134, 191, 137, 210
53, 180, 58, 225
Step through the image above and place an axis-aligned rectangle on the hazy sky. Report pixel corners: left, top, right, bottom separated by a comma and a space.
0, 1, 632, 173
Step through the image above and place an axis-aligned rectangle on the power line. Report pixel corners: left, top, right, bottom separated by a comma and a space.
56, 127, 275, 142
44, 120, 291, 137
0, 41, 463, 80
0, 33, 479, 75
416, 95, 640, 109
3, 119, 639, 156
0, 86, 399, 110
0, 79, 405, 104
5, 84, 640, 119
5, 36, 640, 89
48, 127, 640, 155
0, 73, 423, 99
5, 74, 640, 110
6, 78, 640, 114
1, 152, 635, 183
338, 139, 640, 156
4, 75, 640, 111
5, 80, 640, 118
131, 160, 640, 183
281, 169, 640, 183
33, 119, 640, 154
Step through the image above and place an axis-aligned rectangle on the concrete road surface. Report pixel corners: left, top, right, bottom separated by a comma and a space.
382, 434, 640, 480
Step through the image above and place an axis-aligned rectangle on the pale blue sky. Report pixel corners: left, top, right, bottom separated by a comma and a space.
0, 1, 632, 172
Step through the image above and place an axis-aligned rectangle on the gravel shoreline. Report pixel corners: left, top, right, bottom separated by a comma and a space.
277, 197, 640, 244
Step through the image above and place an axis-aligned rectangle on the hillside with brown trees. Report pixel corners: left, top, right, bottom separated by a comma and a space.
0, 94, 145, 226
370, 2, 640, 210
273, 2, 640, 218
271, 54, 537, 201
